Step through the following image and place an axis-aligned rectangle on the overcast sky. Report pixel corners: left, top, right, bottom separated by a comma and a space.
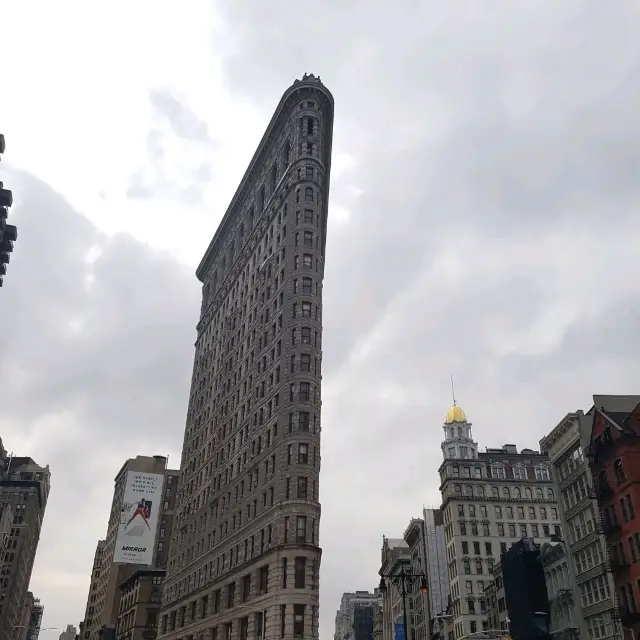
1, 0, 640, 637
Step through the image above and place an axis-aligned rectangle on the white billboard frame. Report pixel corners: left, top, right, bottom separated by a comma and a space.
113, 471, 164, 565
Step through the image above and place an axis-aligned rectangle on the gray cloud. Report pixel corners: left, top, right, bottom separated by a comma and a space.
150, 89, 214, 143
3, 1, 640, 635
212, 1, 640, 636
0, 169, 200, 628
125, 90, 216, 205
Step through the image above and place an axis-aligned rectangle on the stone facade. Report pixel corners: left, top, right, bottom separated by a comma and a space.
81, 457, 177, 640
540, 410, 618, 640
421, 509, 449, 640
334, 591, 378, 640
403, 520, 429, 640
117, 569, 166, 640
0, 455, 50, 640
379, 538, 411, 640
158, 74, 334, 640
438, 406, 561, 640
81, 540, 106, 638
539, 541, 579, 637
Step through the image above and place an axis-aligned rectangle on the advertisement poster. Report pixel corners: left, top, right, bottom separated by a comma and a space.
394, 623, 405, 640
113, 471, 164, 565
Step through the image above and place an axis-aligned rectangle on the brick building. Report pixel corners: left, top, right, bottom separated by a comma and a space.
587, 395, 640, 637
158, 74, 334, 640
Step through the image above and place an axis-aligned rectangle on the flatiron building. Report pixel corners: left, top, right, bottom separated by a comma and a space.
158, 74, 334, 640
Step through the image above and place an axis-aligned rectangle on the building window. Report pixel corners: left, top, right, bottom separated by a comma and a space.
297, 477, 308, 499
513, 465, 527, 480
304, 187, 314, 203
283, 140, 291, 166
282, 558, 288, 588
491, 465, 505, 479
281, 605, 287, 638
242, 575, 251, 602
295, 557, 306, 588
259, 566, 269, 594
299, 410, 310, 430
534, 465, 550, 480
298, 443, 309, 464
296, 516, 307, 543
293, 604, 305, 637
255, 612, 265, 640
614, 459, 626, 484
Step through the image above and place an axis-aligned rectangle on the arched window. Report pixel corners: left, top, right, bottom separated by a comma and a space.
491, 487, 499, 498
524, 488, 532, 499
304, 187, 314, 203
546, 488, 555, 500
464, 485, 473, 497
614, 459, 626, 484
513, 487, 521, 499
454, 485, 462, 496
449, 428, 455, 439
502, 487, 510, 497
535, 488, 543, 499
477, 486, 485, 497
598, 470, 609, 491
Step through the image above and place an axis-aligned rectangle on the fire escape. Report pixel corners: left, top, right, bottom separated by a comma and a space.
593, 473, 623, 636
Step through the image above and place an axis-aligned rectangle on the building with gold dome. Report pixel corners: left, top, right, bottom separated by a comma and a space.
445, 405, 467, 425
441, 404, 478, 461
436, 402, 562, 640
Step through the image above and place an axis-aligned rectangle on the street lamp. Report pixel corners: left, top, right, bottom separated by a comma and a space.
378, 567, 428, 640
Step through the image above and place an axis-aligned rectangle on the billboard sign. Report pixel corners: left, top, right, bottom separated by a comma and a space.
394, 623, 405, 640
113, 471, 164, 565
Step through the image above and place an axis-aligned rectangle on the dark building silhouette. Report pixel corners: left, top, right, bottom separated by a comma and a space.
0, 133, 17, 287
502, 538, 551, 640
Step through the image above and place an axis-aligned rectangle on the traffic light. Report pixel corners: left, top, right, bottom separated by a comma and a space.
0, 133, 16, 287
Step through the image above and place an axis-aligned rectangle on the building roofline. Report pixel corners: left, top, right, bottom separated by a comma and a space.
196, 74, 334, 283
539, 412, 581, 451
118, 568, 166, 591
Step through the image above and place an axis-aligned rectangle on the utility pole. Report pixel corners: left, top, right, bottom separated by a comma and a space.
0, 133, 17, 287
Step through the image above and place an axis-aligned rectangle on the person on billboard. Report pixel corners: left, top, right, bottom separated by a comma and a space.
125, 499, 152, 530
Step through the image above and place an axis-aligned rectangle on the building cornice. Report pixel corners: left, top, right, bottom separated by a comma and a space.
539, 413, 579, 452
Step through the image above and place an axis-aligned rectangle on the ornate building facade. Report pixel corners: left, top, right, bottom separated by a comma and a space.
158, 75, 334, 640
438, 403, 561, 640
540, 409, 617, 640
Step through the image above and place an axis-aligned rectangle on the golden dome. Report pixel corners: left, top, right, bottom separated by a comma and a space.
445, 404, 467, 424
